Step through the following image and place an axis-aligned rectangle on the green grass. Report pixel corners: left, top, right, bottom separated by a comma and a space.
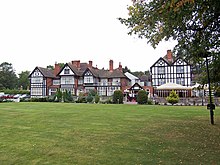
0, 103, 220, 165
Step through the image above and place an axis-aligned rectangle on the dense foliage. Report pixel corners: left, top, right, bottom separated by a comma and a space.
119, 0, 220, 83
166, 90, 179, 105
137, 90, 148, 104
18, 71, 30, 90
113, 90, 124, 104
0, 62, 18, 89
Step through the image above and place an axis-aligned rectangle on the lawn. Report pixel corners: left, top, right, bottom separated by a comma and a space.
0, 103, 220, 165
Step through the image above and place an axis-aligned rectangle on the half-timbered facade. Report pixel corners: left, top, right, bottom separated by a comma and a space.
29, 67, 56, 98
150, 50, 192, 87
29, 60, 129, 98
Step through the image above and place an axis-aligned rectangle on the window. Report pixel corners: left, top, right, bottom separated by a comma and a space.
61, 76, 74, 84
100, 79, 107, 85
176, 78, 185, 85
84, 76, 94, 83
158, 67, 165, 74
78, 78, 83, 85
158, 79, 165, 85
98, 87, 106, 96
64, 69, 70, 74
176, 66, 184, 73
31, 77, 43, 83
112, 78, 120, 85
31, 88, 42, 96
53, 80, 60, 85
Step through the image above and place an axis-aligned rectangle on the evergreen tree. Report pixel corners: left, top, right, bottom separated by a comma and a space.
166, 90, 179, 105
137, 90, 148, 104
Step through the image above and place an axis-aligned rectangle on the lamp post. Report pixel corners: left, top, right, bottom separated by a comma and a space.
205, 56, 214, 125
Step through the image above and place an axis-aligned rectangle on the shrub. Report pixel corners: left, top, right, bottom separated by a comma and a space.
166, 90, 179, 105
55, 89, 63, 102
112, 90, 123, 104
63, 90, 73, 102
30, 97, 48, 102
77, 96, 87, 103
88, 89, 97, 97
94, 95, 100, 103
86, 95, 94, 103
137, 90, 148, 104
147, 99, 153, 105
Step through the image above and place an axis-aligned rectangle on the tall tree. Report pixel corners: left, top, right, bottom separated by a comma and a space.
0, 62, 18, 89
119, 0, 220, 82
18, 71, 30, 90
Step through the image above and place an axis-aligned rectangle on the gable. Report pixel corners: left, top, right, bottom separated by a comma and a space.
84, 70, 93, 76
29, 67, 44, 78
129, 83, 143, 91
59, 65, 75, 76
31, 68, 43, 77
173, 58, 188, 66
151, 57, 169, 69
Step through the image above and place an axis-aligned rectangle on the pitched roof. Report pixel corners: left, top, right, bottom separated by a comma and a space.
139, 74, 151, 81
124, 72, 139, 80
96, 69, 126, 78
156, 83, 192, 90
38, 67, 56, 78
58, 61, 126, 79
28, 67, 56, 78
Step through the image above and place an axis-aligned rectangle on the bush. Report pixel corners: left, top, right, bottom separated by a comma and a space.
86, 95, 94, 103
30, 97, 48, 102
166, 90, 179, 105
77, 96, 87, 103
147, 99, 153, 105
112, 90, 123, 104
20, 98, 30, 102
63, 90, 73, 103
137, 90, 148, 104
95, 95, 100, 103
55, 89, 63, 102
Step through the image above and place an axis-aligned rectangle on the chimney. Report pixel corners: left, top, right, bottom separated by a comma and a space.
119, 62, 122, 72
54, 63, 61, 76
109, 60, 113, 72
89, 61, 93, 68
76, 60, 80, 68
167, 50, 173, 62
72, 60, 80, 68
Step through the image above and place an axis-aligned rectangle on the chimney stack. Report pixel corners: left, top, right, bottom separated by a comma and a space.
167, 50, 173, 62
54, 63, 61, 76
119, 62, 122, 72
89, 61, 93, 68
72, 60, 80, 68
109, 60, 113, 72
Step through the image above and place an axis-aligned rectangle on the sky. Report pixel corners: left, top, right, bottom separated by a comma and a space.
0, 0, 177, 74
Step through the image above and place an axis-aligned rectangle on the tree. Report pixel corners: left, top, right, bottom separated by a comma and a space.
137, 90, 148, 104
46, 65, 54, 70
55, 89, 63, 102
113, 90, 123, 104
18, 71, 30, 90
0, 62, 18, 89
132, 71, 145, 78
94, 94, 100, 103
119, 0, 220, 82
166, 90, 179, 105
123, 66, 131, 73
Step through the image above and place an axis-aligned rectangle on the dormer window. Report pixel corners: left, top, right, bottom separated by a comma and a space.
64, 69, 70, 74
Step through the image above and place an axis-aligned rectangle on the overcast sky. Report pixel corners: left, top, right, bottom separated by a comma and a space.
0, 0, 176, 74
